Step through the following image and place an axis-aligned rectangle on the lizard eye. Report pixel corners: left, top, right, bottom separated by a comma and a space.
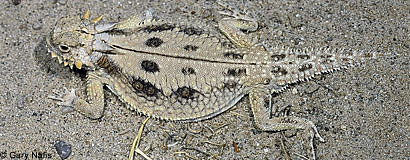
58, 44, 70, 53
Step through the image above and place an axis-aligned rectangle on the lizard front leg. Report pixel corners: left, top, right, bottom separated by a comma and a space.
49, 70, 106, 119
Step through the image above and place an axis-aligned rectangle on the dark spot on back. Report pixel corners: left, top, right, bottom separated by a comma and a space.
131, 77, 159, 97
133, 81, 144, 91
297, 55, 310, 60
362, 52, 374, 58
320, 55, 333, 58
271, 54, 286, 62
271, 66, 288, 75
182, 67, 196, 75
341, 58, 351, 62
180, 27, 202, 36
320, 55, 334, 64
298, 63, 313, 72
175, 87, 198, 99
224, 81, 238, 88
143, 24, 175, 33
12, 0, 22, 5
141, 60, 159, 73
145, 37, 163, 47
224, 51, 244, 59
184, 45, 199, 51
225, 68, 246, 76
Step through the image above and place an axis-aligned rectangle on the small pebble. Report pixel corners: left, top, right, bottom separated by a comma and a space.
11, 0, 21, 5
32, 21, 42, 30
327, 36, 334, 42
54, 140, 71, 160
341, 125, 347, 131
19, 24, 28, 31
56, 0, 66, 5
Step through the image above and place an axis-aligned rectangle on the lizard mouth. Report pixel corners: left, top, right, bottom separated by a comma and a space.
46, 34, 84, 69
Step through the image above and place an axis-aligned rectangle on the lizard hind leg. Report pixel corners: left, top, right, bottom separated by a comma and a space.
249, 88, 325, 160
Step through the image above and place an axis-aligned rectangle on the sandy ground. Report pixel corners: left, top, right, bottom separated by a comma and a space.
0, 0, 408, 159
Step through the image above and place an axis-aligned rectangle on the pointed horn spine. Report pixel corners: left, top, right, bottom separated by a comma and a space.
83, 10, 90, 20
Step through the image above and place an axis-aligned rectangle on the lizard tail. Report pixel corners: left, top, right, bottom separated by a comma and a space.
268, 45, 390, 85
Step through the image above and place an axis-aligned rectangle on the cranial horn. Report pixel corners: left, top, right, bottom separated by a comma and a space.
51, 51, 57, 58
91, 15, 103, 23
83, 10, 90, 20
57, 56, 63, 64
75, 60, 83, 69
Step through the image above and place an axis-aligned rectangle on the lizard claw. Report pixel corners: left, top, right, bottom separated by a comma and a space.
48, 87, 78, 107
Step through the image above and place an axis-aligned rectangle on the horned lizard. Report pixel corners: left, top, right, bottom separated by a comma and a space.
46, 3, 386, 160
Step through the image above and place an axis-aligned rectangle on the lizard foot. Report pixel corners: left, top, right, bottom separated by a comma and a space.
49, 87, 78, 107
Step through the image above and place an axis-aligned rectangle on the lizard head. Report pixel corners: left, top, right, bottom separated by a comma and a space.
46, 10, 103, 70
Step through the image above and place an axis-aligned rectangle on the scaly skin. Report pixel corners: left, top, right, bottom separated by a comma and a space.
47, 4, 387, 159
